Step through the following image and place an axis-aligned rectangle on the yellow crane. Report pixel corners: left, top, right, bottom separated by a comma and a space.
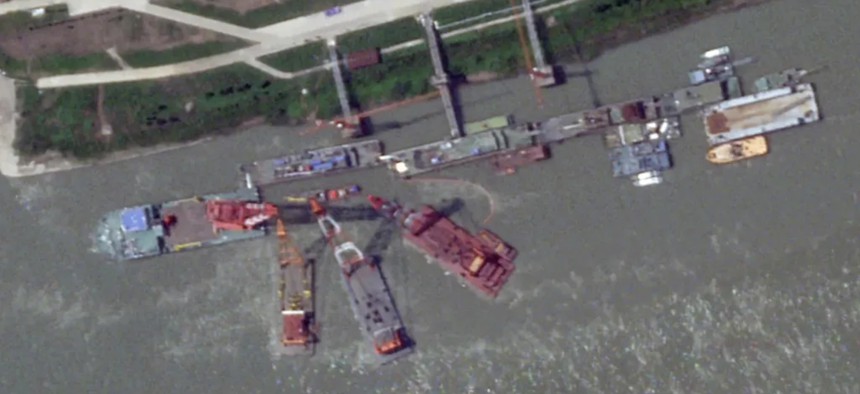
276, 218, 315, 352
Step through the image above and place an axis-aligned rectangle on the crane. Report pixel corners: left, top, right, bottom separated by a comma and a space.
276, 218, 316, 352
308, 198, 412, 361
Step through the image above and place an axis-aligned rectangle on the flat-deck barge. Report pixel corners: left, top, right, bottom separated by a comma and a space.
240, 140, 383, 185
704, 83, 820, 146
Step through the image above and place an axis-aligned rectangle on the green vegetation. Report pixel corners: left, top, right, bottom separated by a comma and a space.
432, 0, 509, 26
259, 42, 327, 72
157, 0, 361, 29
336, 18, 424, 52
0, 52, 118, 79
16, 0, 762, 159
120, 41, 249, 68
15, 65, 340, 158
0, 4, 70, 34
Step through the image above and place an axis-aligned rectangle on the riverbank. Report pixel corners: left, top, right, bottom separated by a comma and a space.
6, 0, 774, 175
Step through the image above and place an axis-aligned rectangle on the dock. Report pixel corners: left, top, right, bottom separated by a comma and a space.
419, 13, 463, 138
704, 83, 820, 146
521, 0, 556, 87
327, 39, 363, 138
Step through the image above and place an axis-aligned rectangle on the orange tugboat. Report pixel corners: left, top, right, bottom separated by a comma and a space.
368, 195, 517, 298
706, 135, 769, 164
205, 201, 279, 232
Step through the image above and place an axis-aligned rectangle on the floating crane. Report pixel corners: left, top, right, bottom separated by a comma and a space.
309, 199, 413, 364
276, 218, 316, 355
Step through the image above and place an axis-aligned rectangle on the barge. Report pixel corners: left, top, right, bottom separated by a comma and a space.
603, 117, 681, 148
277, 219, 316, 355
240, 140, 383, 186
382, 123, 541, 178
704, 83, 820, 146
368, 195, 517, 299
609, 139, 672, 187
490, 145, 549, 175
310, 200, 412, 364
283, 184, 362, 203
95, 186, 276, 261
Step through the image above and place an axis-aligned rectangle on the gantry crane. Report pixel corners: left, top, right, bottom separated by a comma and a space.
276, 218, 316, 354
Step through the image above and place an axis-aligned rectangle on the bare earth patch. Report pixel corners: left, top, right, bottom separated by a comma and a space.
0, 8, 240, 59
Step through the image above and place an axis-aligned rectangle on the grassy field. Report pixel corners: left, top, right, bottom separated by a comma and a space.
120, 41, 249, 68
258, 42, 327, 72
15, 65, 340, 158
16, 0, 766, 159
157, 0, 362, 28
336, 18, 425, 52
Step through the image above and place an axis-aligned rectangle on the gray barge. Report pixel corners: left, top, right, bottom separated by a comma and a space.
240, 139, 384, 185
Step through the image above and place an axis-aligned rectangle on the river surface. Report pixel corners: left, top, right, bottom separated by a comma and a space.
4, 0, 860, 392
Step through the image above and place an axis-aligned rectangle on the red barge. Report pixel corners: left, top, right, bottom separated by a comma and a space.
368, 195, 517, 298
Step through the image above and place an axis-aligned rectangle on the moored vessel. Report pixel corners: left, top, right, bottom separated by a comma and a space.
368, 195, 517, 298
95, 186, 277, 261
706, 135, 768, 164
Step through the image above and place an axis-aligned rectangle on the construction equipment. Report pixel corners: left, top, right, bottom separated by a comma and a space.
276, 219, 316, 355
309, 199, 413, 364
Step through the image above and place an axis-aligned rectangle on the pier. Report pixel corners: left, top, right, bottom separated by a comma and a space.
522, 0, 556, 87
419, 13, 463, 138
327, 39, 363, 138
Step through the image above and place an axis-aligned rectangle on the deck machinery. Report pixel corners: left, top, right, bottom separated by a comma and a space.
276, 219, 316, 355
309, 199, 412, 364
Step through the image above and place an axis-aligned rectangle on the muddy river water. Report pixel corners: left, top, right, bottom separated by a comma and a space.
3, 0, 860, 392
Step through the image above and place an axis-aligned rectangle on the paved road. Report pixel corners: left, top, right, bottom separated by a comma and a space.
35, 0, 581, 89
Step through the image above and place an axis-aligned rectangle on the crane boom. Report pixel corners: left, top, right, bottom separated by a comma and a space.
276, 218, 315, 352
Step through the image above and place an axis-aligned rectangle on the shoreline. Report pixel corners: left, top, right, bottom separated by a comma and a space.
0, 75, 213, 178
0, 1, 770, 179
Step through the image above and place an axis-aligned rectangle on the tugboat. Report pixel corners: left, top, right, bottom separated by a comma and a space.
706, 135, 769, 164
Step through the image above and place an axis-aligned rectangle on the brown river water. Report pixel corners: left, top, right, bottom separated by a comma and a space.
3, 0, 860, 392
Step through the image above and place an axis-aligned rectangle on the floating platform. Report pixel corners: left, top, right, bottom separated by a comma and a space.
603, 118, 681, 148
704, 83, 820, 146
383, 130, 508, 178
240, 140, 383, 186
95, 186, 269, 261
491, 145, 549, 175
334, 241, 412, 364
660, 76, 743, 116
609, 139, 672, 179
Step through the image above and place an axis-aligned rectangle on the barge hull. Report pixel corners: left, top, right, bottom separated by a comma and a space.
704, 83, 820, 146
